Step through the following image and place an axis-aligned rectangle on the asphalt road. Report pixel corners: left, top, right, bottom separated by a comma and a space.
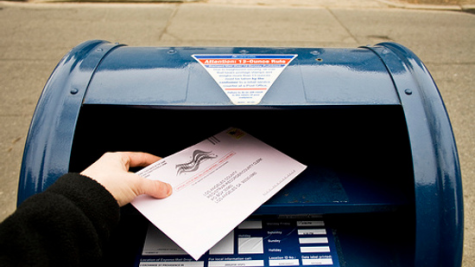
0, 0, 474, 265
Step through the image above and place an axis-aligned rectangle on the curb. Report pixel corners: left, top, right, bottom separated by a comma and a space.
1, 0, 474, 12
379, 0, 475, 11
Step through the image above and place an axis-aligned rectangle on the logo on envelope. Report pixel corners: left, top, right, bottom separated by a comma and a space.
227, 128, 246, 139
176, 150, 217, 175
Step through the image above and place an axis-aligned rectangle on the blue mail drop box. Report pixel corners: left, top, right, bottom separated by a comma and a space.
18, 40, 463, 267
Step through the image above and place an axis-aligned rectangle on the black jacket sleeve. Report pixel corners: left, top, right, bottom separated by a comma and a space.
0, 173, 120, 267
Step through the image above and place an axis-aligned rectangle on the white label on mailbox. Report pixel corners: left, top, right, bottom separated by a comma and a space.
192, 54, 297, 105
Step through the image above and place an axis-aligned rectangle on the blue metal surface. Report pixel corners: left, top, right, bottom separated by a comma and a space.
83, 46, 399, 106
17, 40, 122, 205
368, 42, 463, 267
18, 40, 463, 267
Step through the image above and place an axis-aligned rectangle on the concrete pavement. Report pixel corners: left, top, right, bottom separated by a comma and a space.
0, 0, 474, 265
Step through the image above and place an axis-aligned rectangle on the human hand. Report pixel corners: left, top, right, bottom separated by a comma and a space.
80, 152, 172, 207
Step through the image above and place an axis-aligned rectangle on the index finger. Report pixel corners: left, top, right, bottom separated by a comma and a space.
121, 152, 162, 168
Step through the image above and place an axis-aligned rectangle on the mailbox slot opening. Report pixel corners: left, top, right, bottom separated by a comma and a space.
69, 104, 415, 266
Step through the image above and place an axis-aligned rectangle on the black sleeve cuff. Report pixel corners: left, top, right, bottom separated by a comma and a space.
0, 173, 120, 266
46, 173, 120, 243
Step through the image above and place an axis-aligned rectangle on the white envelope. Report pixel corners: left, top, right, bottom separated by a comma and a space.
132, 127, 307, 260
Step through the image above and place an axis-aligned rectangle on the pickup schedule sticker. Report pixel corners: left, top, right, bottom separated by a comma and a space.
140, 216, 341, 267
193, 54, 297, 105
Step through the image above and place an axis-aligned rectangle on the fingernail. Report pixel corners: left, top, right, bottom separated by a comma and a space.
166, 183, 173, 196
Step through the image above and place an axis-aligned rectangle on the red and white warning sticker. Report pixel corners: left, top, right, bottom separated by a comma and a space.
193, 54, 297, 105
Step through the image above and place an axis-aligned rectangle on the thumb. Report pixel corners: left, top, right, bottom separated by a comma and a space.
137, 178, 173, 199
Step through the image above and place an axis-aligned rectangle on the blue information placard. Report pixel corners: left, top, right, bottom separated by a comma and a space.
140, 215, 340, 267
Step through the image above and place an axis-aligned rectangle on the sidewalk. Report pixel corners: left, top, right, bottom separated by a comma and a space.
206, 0, 475, 10
0, 0, 474, 266
19, 0, 475, 10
